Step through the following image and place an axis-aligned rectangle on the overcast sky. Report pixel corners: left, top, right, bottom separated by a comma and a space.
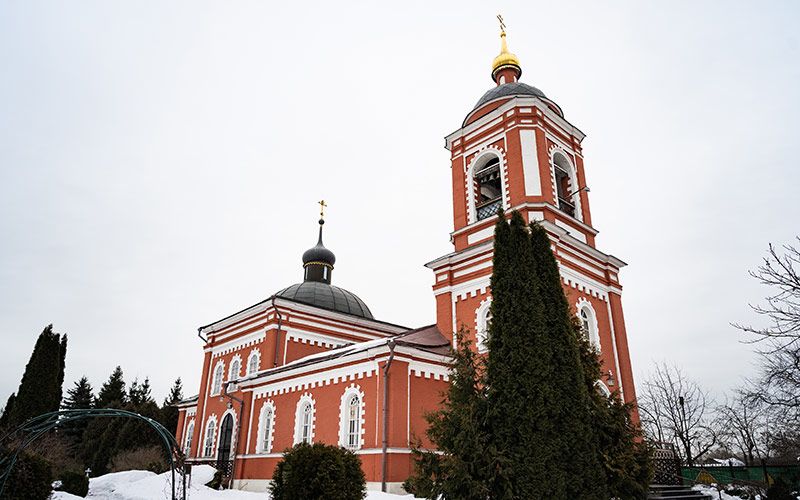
1, 1, 798, 408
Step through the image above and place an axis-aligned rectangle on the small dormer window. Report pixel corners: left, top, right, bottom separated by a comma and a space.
475, 157, 502, 220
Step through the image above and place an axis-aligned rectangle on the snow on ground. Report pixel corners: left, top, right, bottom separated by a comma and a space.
50, 465, 421, 500
692, 484, 746, 500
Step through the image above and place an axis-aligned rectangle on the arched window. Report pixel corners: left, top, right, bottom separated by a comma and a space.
345, 395, 360, 449
339, 385, 364, 450
294, 394, 315, 445
257, 401, 275, 454
577, 300, 601, 352
211, 362, 224, 396
247, 350, 260, 376
229, 357, 241, 381
475, 298, 493, 353
475, 157, 502, 221
552, 152, 581, 220
203, 418, 216, 457
184, 420, 194, 456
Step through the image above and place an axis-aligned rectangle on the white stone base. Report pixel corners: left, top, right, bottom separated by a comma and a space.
366, 482, 406, 495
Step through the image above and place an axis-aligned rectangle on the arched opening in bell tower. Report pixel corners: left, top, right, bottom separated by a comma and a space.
474, 156, 503, 221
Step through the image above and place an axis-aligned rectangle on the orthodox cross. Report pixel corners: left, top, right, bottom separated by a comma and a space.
497, 14, 506, 33
318, 200, 327, 219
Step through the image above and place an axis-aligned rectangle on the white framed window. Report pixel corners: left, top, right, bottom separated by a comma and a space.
257, 400, 276, 454
475, 298, 493, 353
184, 420, 194, 456
293, 393, 316, 445
229, 355, 241, 381
203, 416, 217, 457
466, 148, 507, 225
551, 150, 582, 221
211, 362, 224, 396
247, 350, 260, 376
338, 384, 365, 450
576, 298, 600, 351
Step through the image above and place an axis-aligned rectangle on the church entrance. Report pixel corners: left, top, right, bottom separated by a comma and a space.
217, 414, 234, 464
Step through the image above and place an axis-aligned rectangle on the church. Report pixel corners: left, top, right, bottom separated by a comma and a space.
175, 25, 639, 494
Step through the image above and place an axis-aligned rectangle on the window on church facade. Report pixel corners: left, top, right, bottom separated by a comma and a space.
553, 154, 576, 218
203, 420, 216, 457
579, 306, 600, 351
184, 420, 194, 456
211, 363, 224, 396
230, 359, 240, 381
345, 395, 361, 450
259, 405, 273, 453
475, 157, 502, 221
247, 351, 259, 376
299, 403, 313, 444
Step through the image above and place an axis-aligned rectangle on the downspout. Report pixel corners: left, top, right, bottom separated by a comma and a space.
223, 381, 245, 489
197, 327, 208, 344
381, 340, 397, 493
271, 295, 283, 367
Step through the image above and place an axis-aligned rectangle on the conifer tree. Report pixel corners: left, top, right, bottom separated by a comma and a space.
96, 366, 126, 408
161, 378, 184, 435
0, 393, 17, 429
61, 376, 95, 447
3, 325, 67, 428
408, 328, 505, 500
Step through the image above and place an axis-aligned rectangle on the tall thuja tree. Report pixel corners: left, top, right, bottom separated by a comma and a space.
96, 366, 127, 409
2, 325, 67, 429
486, 212, 607, 500
526, 219, 608, 499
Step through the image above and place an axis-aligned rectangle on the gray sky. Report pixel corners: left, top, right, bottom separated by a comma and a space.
1, 1, 798, 407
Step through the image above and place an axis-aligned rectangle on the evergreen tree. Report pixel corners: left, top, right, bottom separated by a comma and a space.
160, 378, 184, 435
578, 331, 652, 499
407, 328, 505, 500
61, 376, 95, 448
127, 377, 153, 406
0, 393, 17, 429
485, 212, 606, 499
96, 366, 126, 408
4, 325, 67, 428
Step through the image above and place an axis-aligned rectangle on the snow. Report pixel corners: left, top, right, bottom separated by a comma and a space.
50, 465, 422, 500
713, 457, 746, 466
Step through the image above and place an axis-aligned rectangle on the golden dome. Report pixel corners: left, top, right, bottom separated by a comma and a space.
491, 31, 521, 81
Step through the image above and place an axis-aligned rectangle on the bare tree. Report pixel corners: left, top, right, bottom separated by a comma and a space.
734, 238, 800, 417
715, 391, 767, 466
638, 362, 717, 466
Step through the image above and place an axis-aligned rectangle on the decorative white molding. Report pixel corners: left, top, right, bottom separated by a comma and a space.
576, 297, 601, 351
202, 414, 218, 459
229, 354, 242, 381
252, 361, 378, 400
247, 349, 261, 377
520, 129, 541, 196
465, 147, 507, 225
475, 297, 492, 353
409, 361, 450, 381
211, 361, 225, 396
293, 393, 316, 445
255, 400, 276, 454
338, 384, 366, 450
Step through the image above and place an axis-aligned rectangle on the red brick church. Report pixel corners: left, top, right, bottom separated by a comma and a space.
175, 25, 639, 494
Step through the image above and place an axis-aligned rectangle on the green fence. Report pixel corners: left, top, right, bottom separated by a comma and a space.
682, 464, 800, 485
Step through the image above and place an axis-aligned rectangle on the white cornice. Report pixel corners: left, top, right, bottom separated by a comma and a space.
445, 95, 586, 151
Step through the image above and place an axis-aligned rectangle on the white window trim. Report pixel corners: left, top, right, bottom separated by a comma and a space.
218, 408, 238, 459
465, 147, 508, 225
256, 400, 276, 454
203, 414, 218, 458
338, 384, 365, 450
576, 297, 601, 352
247, 349, 261, 376
475, 297, 492, 353
184, 419, 195, 456
229, 354, 242, 381
293, 393, 316, 445
550, 148, 583, 222
211, 361, 225, 396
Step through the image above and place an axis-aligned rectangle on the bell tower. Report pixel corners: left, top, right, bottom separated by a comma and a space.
425, 21, 639, 409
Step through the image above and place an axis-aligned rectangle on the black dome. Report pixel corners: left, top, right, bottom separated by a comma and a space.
302, 221, 336, 267
276, 281, 373, 319
472, 82, 546, 111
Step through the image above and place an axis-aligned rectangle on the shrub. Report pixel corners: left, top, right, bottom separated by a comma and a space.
766, 477, 794, 500
57, 469, 89, 497
0, 448, 53, 500
109, 445, 165, 472
270, 443, 365, 500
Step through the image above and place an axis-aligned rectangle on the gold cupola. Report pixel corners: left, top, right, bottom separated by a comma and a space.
491, 23, 521, 85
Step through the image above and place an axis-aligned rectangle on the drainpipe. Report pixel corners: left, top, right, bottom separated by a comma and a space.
197, 327, 208, 344
271, 295, 283, 367
223, 381, 245, 489
381, 340, 397, 493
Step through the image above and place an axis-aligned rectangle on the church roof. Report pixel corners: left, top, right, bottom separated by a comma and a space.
276, 281, 374, 319
472, 82, 546, 111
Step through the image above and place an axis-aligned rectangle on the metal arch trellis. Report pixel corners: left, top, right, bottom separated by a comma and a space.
0, 409, 187, 500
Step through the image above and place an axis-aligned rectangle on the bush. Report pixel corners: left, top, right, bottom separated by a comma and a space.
270, 443, 365, 500
766, 477, 794, 500
57, 469, 89, 497
109, 445, 165, 472
0, 448, 53, 500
